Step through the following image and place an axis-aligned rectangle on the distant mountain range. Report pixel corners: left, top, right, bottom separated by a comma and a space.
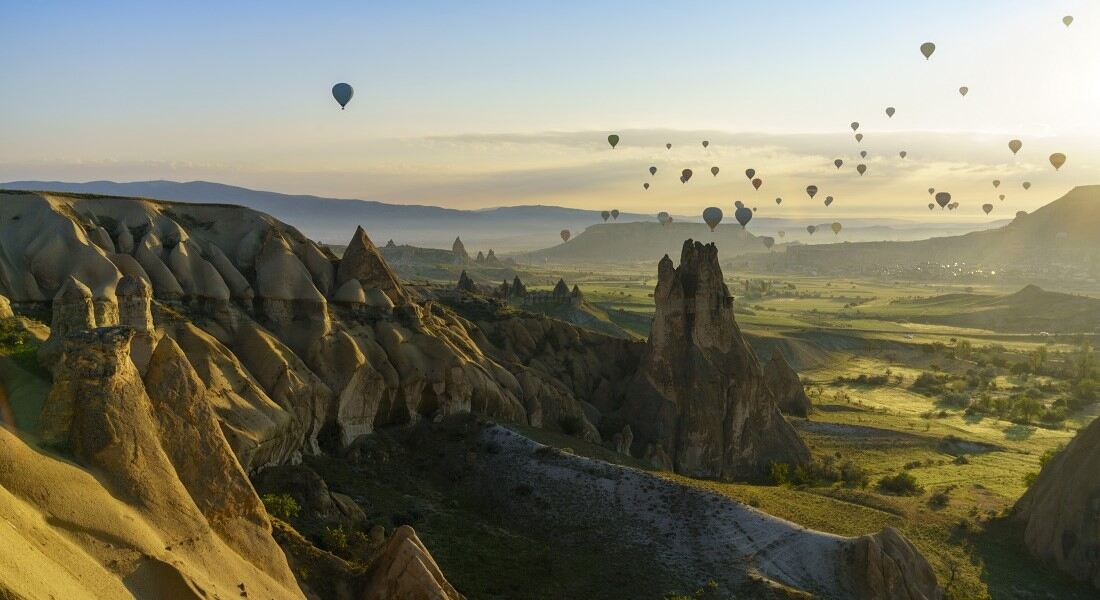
1, 180, 1006, 253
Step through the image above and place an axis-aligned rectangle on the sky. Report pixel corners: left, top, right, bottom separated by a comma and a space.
2, 0, 1099, 220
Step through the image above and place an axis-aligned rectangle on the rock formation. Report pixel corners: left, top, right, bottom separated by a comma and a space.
622, 240, 810, 479
451, 236, 469, 264
552, 278, 570, 299
362, 526, 462, 600
764, 353, 812, 417
1013, 415, 1100, 590
0, 293, 12, 319
337, 225, 408, 305
456, 270, 477, 293
509, 275, 527, 298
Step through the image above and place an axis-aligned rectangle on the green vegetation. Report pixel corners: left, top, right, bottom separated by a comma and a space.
261, 493, 301, 521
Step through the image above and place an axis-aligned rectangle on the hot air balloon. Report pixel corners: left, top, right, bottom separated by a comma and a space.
928, 203, 935, 211
734, 200, 745, 209
949, 202, 959, 211
857, 164, 867, 176
824, 196, 834, 207
982, 203, 993, 215
855, 133, 864, 143
681, 168, 693, 183
702, 207, 723, 231
886, 107, 896, 118
999, 194, 1005, 201
900, 151, 908, 159
920, 42, 936, 60
959, 86, 969, 97
992, 180, 1001, 188
753, 207, 758, 213
1050, 153, 1067, 170
649, 166, 658, 176
332, 83, 354, 109
834, 159, 844, 169
643, 183, 650, 190
611, 209, 620, 220
778, 231, 786, 238
702, 140, 710, 149
745, 168, 756, 180
658, 211, 670, 225
752, 178, 763, 191
775, 197, 783, 205
851, 122, 860, 132
666, 143, 672, 150
1015, 211, 1027, 219
607, 134, 620, 149
762, 236, 775, 249
711, 166, 720, 177
806, 185, 819, 199
831, 222, 842, 235
860, 150, 868, 159
1023, 181, 1032, 190
935, 191, 951, 208
1009, 139, 1023, 155
928, 188, 935, 196
601, 210, 611, 222
560, 229, 571, 242
807, 225, 817, 235
735, 206, 753, 228
1064, 15, 1074, 27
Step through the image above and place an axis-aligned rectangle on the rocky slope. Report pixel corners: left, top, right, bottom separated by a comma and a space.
764, 353, 812, 417
622, 240, 810, 479
1013, 416, 1100, 590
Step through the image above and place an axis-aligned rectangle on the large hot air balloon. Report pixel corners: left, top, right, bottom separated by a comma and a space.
762, 236, 775, 249
851, 122, 860, 132
824, 196, 834, 207
1064, 15, 1074, 27
856, 164, 867, 176
831, 222, 842, 235
859, 150, 868, 159
752, 178, 763, 191
1023, 181, 1032, 190
735, 206, 753, 228
711, 166, 720, 177
560, 229, 571, 242
775, 197, 783, 205
992, 180, 1001, 188
649, 166, 658, 176
1009, 139, 1023, 155
607, 134, 620, 149
601, 210, 611, 222
702, 207, 723, 231
982, 204, 993, 215
611, 209, 620, 220
920, 42, 936, 60
332, 83, 354, 109
643, 183, 650, 190
886, 107, 896, 118
806, 185, 819, 199
745, 168, 756, 180
1050, 153, 1067, 170
807, 225, 817, 235
702, 140, 710, 149
834, 159, 844, 169
935, 191, 951, 208
958, 86, 969, 97
681, 168, 693, 183
657, 211, 670, 225
855, 133, 864, 143
900, 151, 908, 159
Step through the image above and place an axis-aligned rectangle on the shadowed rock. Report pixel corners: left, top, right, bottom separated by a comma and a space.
764, 353, 812, 417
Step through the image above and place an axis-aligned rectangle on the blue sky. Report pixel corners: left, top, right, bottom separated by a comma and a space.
2, 1, 1098, 217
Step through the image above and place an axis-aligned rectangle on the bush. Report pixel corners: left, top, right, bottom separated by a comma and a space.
768, 462, 790, 485
321, 525, 349, 553
876, 472, 924, 496
261, 493, 300, 521
557, 414, 584, 436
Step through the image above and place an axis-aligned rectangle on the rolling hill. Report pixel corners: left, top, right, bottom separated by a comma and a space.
881, 284, 1100, 334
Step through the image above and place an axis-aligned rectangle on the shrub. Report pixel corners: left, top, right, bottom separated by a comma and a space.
768, 462, 790, 485
876, 472, 924, 496
261, 493, 300, 521
321, 525, 349, 553
557, 414, 585, 436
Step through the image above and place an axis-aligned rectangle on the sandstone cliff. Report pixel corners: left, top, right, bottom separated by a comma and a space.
622, 240, 810, 479
1013, 415, 1100, 590
764, 353, 812, 417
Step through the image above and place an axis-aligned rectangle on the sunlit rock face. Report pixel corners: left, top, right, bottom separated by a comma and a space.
622, 240, 810, 479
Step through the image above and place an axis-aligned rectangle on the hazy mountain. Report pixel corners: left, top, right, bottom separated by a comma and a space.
1, 179, 1005, 254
